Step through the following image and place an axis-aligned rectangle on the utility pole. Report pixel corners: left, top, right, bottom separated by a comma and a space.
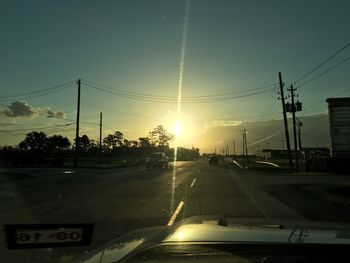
99, 112, 103, 165
242, 131, 245, 156
74, 79, 81, 168
278, 72, 293, 172
244, 129, 248, 167
242, 129, 248, 167
233, 140, 236, 156
297, 118, 303, 158
288, 85, 299, 173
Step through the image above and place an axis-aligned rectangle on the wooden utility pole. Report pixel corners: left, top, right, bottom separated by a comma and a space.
244, 129, 248, 167
242, 131, 245, 156
74, 79, 81, 168
233, 140, 236, 156
99, 112, 103, 164
289, 85, 299, 172
297, 118, 303, 156
278, 72, 293, 172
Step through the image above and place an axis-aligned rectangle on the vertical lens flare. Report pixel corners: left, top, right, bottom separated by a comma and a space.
170, 0, 191, 215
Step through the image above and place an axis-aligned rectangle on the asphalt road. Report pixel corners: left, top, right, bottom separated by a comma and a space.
1, 160, 350, 262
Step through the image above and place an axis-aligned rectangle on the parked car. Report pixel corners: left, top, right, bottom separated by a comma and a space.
146, 152, 168, 169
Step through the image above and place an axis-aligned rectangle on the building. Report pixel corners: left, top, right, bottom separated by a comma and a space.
258, 148, 330, 160
326, 97, 350, 158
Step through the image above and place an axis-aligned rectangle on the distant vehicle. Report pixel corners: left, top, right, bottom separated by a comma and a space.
209, 155, 219, 165
146, 152, 168, 169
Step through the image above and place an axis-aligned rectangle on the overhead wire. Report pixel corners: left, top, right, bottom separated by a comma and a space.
0, 81, 75, 101
302, 87, 350, 115
0, 123, 75, 132
298, 55, 350, 88
81, 78, 277, 100
83, 82, 272, 103
82, 101, 157, 120
295, 41, 350, 83
47, 116, 99, 126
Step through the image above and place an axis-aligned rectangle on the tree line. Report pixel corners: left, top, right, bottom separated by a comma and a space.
0, 125, 200, 167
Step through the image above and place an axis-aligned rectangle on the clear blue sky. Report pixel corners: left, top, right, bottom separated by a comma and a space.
1, 0, 349, 149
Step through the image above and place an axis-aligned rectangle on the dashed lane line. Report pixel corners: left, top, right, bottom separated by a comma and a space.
167, 201, 184, 226
190, 178, 197, 188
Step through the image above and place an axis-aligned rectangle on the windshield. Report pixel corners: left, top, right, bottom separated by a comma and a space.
1, 0, 350, 262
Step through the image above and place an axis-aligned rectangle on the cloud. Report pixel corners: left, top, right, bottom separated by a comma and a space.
0, 101, 66, 119
0, 101, 38, 118
198, 114, 330, 153
205, 120, 242, 128
43, 108, 66, 119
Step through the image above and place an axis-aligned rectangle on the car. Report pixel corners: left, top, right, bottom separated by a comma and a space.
208, 155, 219, 165
77, 215, 350, 262
146, 152, 168, 169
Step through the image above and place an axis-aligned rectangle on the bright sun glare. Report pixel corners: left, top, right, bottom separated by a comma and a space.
173, 122, 183, 137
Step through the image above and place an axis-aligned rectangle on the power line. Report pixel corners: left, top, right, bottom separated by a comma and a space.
82, 101, 157, 120
83, 82, 272, 103
0, 85, 74, 102
0, 123, 75, 132
303, 88, 350, 112
296, 41, 350, 83
298, 55, 350, 88
81, 78, 277, 100
0, 81, 75, 101
47, 116, 99, 126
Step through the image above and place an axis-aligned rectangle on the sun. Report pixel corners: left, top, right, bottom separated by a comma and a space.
173, 122, 183, 137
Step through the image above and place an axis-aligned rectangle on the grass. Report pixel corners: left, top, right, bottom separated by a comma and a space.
63, 157, 144, 169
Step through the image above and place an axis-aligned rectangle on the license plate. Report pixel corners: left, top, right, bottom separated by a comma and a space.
4, 224, 94, 249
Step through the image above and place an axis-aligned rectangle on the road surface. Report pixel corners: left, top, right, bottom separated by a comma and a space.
1, 160, 350, 262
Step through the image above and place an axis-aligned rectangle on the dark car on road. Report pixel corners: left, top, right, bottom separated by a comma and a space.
208, 155, 219, 165
146, 152, 168, 169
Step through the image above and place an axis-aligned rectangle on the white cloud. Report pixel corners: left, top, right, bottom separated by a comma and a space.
198, 114, 330, 153
205, 120, 242, 128
0, 101, 66, 119
42, 107, 65, 119
0, 101, 38, 118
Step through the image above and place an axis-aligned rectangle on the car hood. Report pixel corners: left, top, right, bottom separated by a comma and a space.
78, 215, 350, 263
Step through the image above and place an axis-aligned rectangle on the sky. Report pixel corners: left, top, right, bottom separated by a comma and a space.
0, 0, 350, 153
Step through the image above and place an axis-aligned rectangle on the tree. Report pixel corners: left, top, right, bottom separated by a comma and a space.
149, 125, 174, 147
103, 131, 124, 150
114, 131, 124, 147
47, 135, 71, 151
103, 134, 116, 150
123, 139, 131, 147
130, 140, 139, 147
80, 135, 91, 152
19, 131, 48, 151
138, 137, 150, 148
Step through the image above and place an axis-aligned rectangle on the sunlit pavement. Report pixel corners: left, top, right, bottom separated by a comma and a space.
1, 160, 350, 262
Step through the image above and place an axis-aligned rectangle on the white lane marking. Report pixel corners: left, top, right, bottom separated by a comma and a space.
228, 171, 269, 219
244, 188, 269, 219
190, 178, 197, 188
167, 201, 184, 226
